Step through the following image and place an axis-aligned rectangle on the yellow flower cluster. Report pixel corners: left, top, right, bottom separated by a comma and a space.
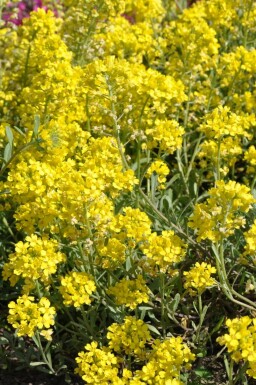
197, 106, 255, 175
189, 181, 255, 242
81, 56, 186, 137
183, 262, 216, 296
218, 46, 256, 111
141, 230, 187, 273
110, 207, 152, 244
75, 342, 122, 385
59, 272, 96, 308
145, 119, 184, 155
96, 237, 127, 269
217, 316, 256, 379
136, 337, 195, 385
8, 295, 55, 338
2, 234, 66, 292
107, 276, 150, 310
146, 160, 170, 190
198, 106, 253, 140
61, 0, 126, 64
107, 316, 151, 358
124, 0, 165, 22
76, 334, 195, 385
4, 136, 137, 238
163, 7, 219, 80
94, 16, 156, 64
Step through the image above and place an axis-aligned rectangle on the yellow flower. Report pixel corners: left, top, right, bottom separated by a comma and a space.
75, 342, 123, 385
217, 316, 256, 379
2, 234, 66, 292
141, 230, 187, 273
8, 295, 56, 337
59, 271, 96, 308
107, 276, 150, 310
183, 262, 217, 295
189, 180, 255, 242
107, 316, 151, 358
146, 160, 170, 190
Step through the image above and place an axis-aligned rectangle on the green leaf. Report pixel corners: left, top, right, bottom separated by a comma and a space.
147, 324, 161, 335
168, 293, 180, 313
194, 367, 213, 378
33, 115, 40, 138
30, 361, 47, 366
3, 143, 12, 166
5, 126, 13, 147
0, 337, 8, 345
13, 125, 26, 137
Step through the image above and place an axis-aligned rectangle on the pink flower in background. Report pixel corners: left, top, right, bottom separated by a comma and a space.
2, 1, 55, 25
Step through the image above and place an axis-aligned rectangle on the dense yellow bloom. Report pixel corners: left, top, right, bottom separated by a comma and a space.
107, 316, 151, 358
4, 134, 137, 238
146, 160, 170, 190
59, 271, 96, 308
197, 106, 255, 175
96, 238, 126, 269
189, 180, 255, 242
218, 46, 256, 85
110, 207, 152, 244
217, 316, 256, 379
198, 136, 243, 177
163, 8, 219, 79
198, 106, 254, 140
145, 119, 184, 155
75, 342, 123, 385
77, 137, 138, 197
137, 337, 195, 385
2, 234, 66, 292
94, 16, 156, 64
81, 56, 187, 139
183, 262, 217, 295
141, 230, 187, 273
124, 0, 165, 23
8, 295, 56, 338
107, 276, 150, 310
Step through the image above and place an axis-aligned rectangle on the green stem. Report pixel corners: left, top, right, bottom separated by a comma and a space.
86, 94, 91, 133
227, 357, 234, 385
215, 137, 222, 181
212, 242, 256, 310
176, 148, 190, 195
138, 187, 197, 246
106, 80, 129, 170
185, 133, 203, 183
160, 273, 166, 338
33, 331, 55, 374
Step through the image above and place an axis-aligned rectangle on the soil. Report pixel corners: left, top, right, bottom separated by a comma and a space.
0, 369, 84, 385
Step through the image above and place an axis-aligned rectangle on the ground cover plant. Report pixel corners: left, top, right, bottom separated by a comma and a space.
0, 0, 256, 384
